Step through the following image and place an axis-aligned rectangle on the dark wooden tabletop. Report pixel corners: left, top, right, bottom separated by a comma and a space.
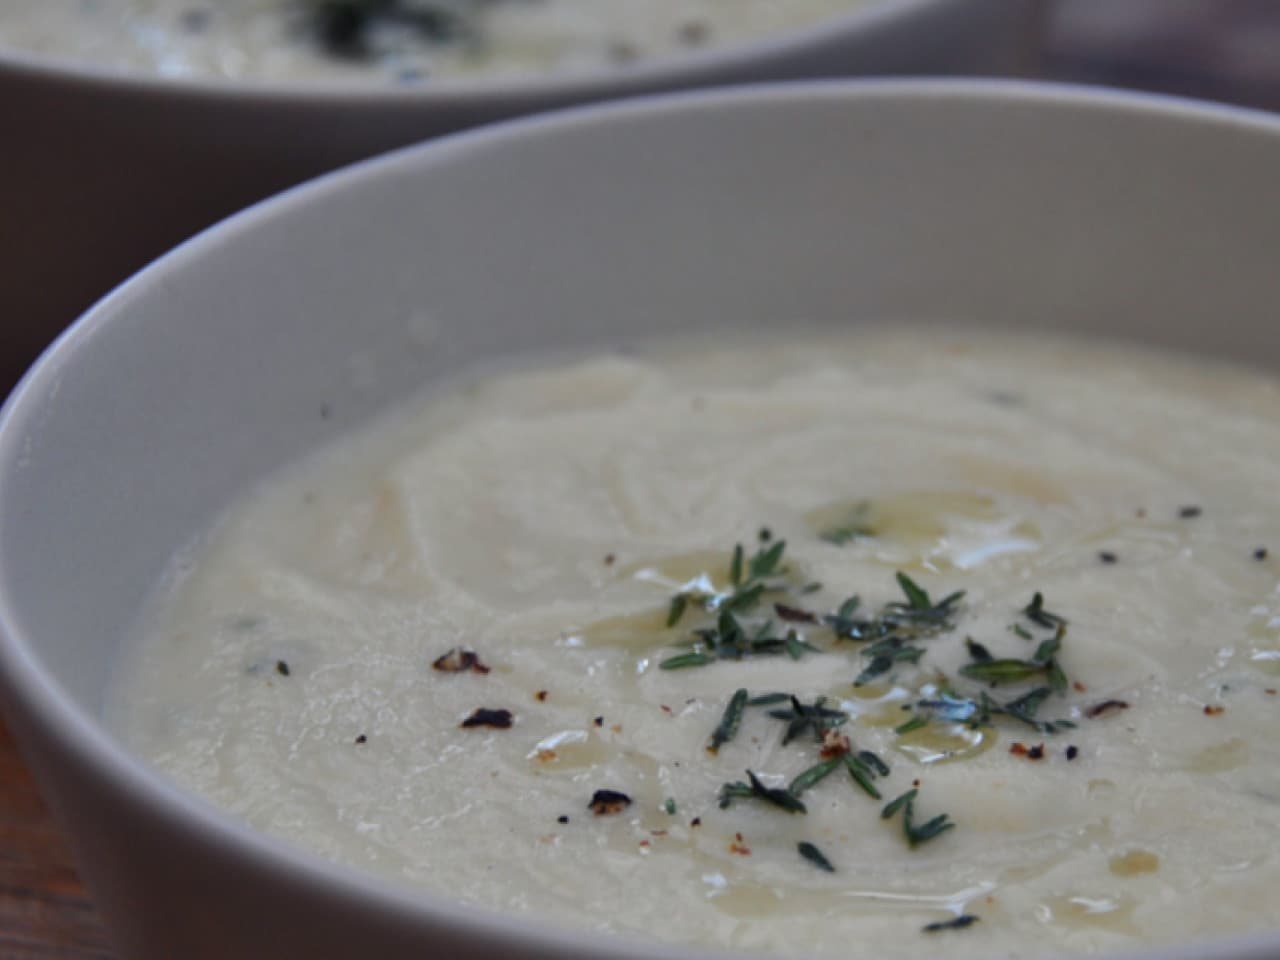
0, 718, 115, 959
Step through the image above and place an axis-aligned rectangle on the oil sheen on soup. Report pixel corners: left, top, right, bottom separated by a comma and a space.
110, 329, 1280, 958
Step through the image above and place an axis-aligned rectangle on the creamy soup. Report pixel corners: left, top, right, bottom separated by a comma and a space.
110, 329, 1280, 958
0, 0, 874, 84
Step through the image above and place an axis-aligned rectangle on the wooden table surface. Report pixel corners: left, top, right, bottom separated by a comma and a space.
0, 718, 115, 959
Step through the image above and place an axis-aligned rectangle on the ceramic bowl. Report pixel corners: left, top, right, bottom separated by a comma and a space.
1, 80, 1278, 960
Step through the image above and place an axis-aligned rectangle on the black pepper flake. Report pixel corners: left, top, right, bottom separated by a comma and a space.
1179, 505, 1202, 519
593, 716, 605, 727
1065, 745, 1078, 760
758, 527, 773, 542
604, 553, 616, 566
1027, 744, 1045, 760
275, 660, 290, 677
557, 815, 569, 824
923, 915, 980, 933
589, 789, 632, 816
355, 734, 367, 745
690, 817, 702, 827
433, 647, 491, 675
1098, 551, 1118, 564
1086, 699, 1130, 719
461, 708, 513, 729
1255, 547, 1269, 561
535, 690, 549, 702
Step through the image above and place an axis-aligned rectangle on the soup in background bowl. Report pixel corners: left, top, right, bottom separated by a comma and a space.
1, 80, 1279, 960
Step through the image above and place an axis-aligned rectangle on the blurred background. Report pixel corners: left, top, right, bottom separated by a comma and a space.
1049, 0, 1280, 111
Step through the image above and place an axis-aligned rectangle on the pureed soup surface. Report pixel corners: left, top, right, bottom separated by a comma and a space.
111, 329, 1280, 958
0, 0, 872, 84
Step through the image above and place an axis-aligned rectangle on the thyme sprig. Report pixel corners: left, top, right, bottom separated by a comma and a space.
881, 788, 954, 848
766, 695, 848, 745
1023, 591, 1067, 629
660, 542, 805, 668
824, 573, 965, 644
909, 684, 1076, 735
719, 770, 807, 813
960, 623, 1068, 694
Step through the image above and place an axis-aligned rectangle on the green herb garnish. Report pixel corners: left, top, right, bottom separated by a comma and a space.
798, 841, 836, 872
658, 651, 712, 670
855, 636, 926, 686
789, 758, 842, 796
1023, 591, 1066, 629
959, 658, 1049, 685
965, 637, 993, 662
959, 622, 1069, 691
923, 914, 979, 933
881, 788, 954, 848
709, 688, 748, 753
895, 715, 928, 735
843, 752, 882, 799
766, 696, 848, 745
664, 797, 677, 815
746, 692, 790, 706
310, 0, 467, 59
824, 574, 963, 644
858, 750, 891, 777
719, 770, 807, 814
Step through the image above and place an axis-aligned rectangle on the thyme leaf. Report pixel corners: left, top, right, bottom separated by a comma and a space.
895, 715, 928, 735
881, 788, 954, 848
658, 651, 712, 670
843, 752, 881, 799
923, 915, 980, 933
789, 757, 842, 795
709, 688, 748, 753
1023, 591, 1066, 629
766, 696, 848, 745
959, 658, 1048, 685
747, 692, 790, 706
747, 770, 807, 813
965, 637, 994, 662
798, 841, 836, 872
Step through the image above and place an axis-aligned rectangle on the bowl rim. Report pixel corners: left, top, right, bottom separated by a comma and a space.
5, 77, 1280, 960
0, 0, 975, 105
